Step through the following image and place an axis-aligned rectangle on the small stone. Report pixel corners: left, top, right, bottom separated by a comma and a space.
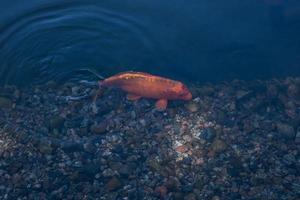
282, 153, 296, 166
38, 139, 53, 154
90, 121, 108, 134
267, 83, 278, 97
185, 102, 199, 112
0, 97, 12, 108
173, 192, 184, 200
49, 116, 65, 130
276, 122, 295, 140
165, 177, 180, 191
105, 177, 122, 191
175, 145, 188, 153
102, 168, 115, 177
184, 193, 197, 200
71, 86, 80, 95
295, 131, 300, 144
287, 83, 299, 98
210, 139, 227, 154
199, 127, 216, 142
147, 158, 162, 172
61, 141, 83, 153
155, 186, 168, 198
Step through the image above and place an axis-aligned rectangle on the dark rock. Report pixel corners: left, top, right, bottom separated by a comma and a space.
105, 177, 122, 191
200, 127, 216, 142
185, 102, 199, 112
49, 116, 65, 130
0, 97, 12, 108
90, 121, 108, 134
182, 184, 193, 193
38, 139, 53, 154
276, 122, 295, 140
155, 186, 168, 198
61, 141, 83, 153
210, 139, 227, 154
184, 193, 197, 200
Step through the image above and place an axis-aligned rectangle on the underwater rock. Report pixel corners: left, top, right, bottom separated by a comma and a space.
155, 185, 168, 198
276, 122, 295, 140
105, 177, 122, 191
37, 139, 53, 154
175, 145, 189, 153
49, 116, 65, 130
199, 127, 216, 142
2, 78, 300, 199
165, 177, 181, 191
0, 97, 12, 108
287, 83, 299, 98
185, 101, 199, 112
183, 193, 197, 200
61, 141, 83, 153
266, 83, 278, 97
295, 130, 300, 143
90, 121, 108, 134
209, 139, 227, 155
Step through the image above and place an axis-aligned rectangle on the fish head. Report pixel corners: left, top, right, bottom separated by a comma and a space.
172, 82, 192, 100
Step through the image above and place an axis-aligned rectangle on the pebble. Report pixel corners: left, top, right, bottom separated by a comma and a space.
155, 185, 167, 198
90, 121, 108, 134
185, 101, 199, 112
210, 139, 227, 154
199, 127, 216, 142
49, 116, 65, 130
175, 145, 189, 153
276, 122, 295, 140
184, 193, 197, 200
295, 130, 300, 143
105, 177, 122, 191
1, 78, 300, 200
0, 97, 12, 108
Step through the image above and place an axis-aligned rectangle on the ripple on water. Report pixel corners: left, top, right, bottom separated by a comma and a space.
0, 1, 159, 85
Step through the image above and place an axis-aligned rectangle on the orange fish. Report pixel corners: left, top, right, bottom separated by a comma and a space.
98, 71, 192, 110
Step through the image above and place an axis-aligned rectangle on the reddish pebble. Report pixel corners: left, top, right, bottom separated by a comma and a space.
155, 185, 167, 198
175, 145, 188, 153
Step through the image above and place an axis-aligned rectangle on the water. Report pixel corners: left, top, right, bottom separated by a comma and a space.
1, 0, 300, 85
1, 1, 300, 199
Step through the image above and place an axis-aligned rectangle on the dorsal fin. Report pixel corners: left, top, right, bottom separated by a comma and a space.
114, 71, 154, 77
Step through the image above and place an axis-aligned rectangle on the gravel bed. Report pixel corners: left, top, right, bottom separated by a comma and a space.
0, 77, 299, 200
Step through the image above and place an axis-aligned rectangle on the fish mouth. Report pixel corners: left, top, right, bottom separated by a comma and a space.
182, 92, 192, 100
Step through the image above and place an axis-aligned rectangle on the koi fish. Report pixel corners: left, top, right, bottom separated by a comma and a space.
98, 71, 192, 110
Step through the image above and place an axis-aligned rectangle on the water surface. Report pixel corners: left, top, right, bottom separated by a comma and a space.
0, 0, 300, 85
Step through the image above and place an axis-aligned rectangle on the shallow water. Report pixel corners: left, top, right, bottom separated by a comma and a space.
1, 0, 300, 85
0, 1, 300, 199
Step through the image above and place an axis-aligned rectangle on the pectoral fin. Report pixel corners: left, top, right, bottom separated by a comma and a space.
126, 93, 141, 101
155, 99, 168, 111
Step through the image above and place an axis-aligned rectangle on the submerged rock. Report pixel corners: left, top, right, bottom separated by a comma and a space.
0, 97, 12, 108
276, 122, 295, 140
209, 139, 227, 155
90, 121, 108, 134
105, 177, 122, 191
295, 130, 300, 143
185, 101, 199, 112
49, 116, 65, 130
199, 127, 216, 142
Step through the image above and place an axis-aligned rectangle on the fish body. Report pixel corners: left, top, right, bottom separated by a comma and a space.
99, 71, 192, 110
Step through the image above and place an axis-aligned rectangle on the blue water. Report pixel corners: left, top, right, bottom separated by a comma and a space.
0, 0, 300, 85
